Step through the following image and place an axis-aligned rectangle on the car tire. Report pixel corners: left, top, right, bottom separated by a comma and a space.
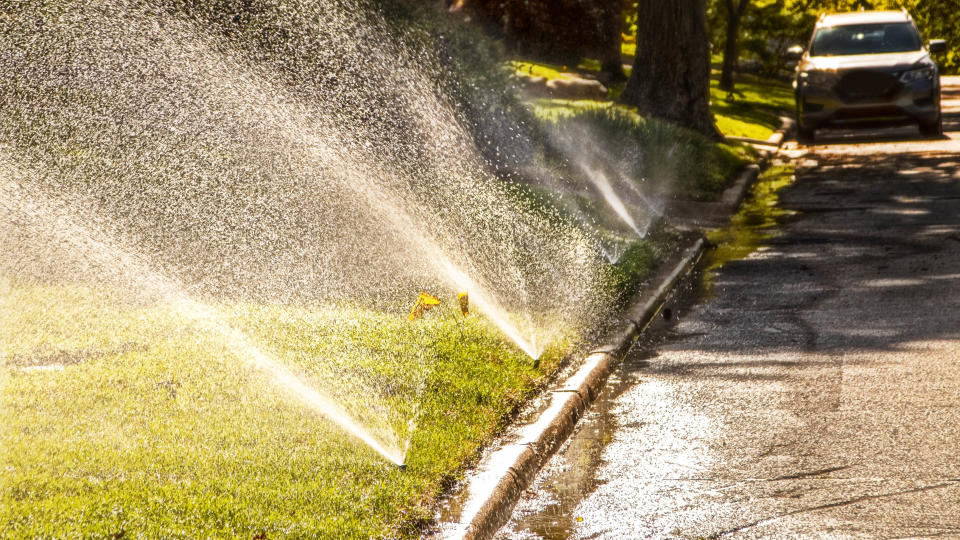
919, 111, 943, 137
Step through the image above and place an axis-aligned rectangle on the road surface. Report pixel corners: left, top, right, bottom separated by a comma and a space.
498, 77, 960, 538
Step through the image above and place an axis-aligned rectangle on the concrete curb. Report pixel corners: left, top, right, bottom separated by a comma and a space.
767, 116, 794, 147
439, 239, 706, 540
669, 114, 792, 230
724, 116, 794, 147
721, 164, 761, 211
667, 164, 759, 231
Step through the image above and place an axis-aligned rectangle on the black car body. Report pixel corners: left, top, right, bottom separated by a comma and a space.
793, 11, 947, 140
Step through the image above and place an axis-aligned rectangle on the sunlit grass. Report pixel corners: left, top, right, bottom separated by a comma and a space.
528, 103, 755, 201
1, 283, 571, 537
525, 98, 615, 121
510, 60, 572, 81
710, 71, 794, 140
512, 57, 793, 141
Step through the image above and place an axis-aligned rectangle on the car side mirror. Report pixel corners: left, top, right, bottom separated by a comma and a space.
929, 39, 947, 54
785, 45, 804, 61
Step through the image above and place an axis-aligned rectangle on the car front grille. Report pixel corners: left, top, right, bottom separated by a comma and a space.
834, 106, 905, 120
836, 70, 901, 103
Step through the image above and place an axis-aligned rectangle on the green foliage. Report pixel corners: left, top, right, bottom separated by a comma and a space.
446, 0, 622, 66
708, 0, 816, 77
708, 0, 958, 75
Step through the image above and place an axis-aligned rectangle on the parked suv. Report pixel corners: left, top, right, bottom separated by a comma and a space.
792, 10, 947, 141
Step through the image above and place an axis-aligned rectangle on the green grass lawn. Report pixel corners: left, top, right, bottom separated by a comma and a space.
525, 98, 755, 201
510, 60, 575, 81
511, 58, 794, 141
509, 54, 788, 203
710, 71, 794, 140
1, 283, 575, 537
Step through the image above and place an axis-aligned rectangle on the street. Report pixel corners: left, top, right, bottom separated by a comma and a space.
498, 77, 960, 538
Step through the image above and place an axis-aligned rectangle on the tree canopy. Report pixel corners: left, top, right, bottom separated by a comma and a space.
709, 0, 959, 82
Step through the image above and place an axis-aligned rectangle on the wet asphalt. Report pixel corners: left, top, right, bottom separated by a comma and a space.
498, 77, 960, 538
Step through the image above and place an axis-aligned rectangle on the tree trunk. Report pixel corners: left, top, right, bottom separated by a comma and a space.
600, 0, 627, 83
719, 0, 748, 92
621, 0, 721, 140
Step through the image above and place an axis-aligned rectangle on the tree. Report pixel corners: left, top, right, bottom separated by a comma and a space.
599, 1, 627, 82
719, 0, 749, 91
621, 0, 722, 140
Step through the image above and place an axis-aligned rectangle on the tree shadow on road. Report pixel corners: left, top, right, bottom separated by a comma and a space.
662, 150, 960, 357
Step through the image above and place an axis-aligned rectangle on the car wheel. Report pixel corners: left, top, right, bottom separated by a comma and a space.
795, 102, 816, 143
919, 110, 943, 137
797, 125, 816, 144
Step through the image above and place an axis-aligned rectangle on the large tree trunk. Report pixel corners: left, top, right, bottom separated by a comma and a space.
719, 0, 748, 91
621, 0, 721, 140
600, 0, 626, 83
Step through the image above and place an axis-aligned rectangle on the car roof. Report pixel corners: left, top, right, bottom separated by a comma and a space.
818, 11, 912, 27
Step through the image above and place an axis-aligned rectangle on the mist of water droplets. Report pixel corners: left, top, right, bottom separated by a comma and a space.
0, 0, 615, 459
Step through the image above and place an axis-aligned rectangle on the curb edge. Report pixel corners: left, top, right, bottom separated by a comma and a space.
448, 238, 706, 540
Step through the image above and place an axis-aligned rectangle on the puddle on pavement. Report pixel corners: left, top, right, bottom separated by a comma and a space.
499, 320, 686, 539
499, 351, 655, 539
701, 164, 798, 297
498, 164, 800, 539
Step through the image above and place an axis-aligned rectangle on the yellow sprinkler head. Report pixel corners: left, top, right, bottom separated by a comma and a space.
408, 291, 441, 321
457, 292, 469, 317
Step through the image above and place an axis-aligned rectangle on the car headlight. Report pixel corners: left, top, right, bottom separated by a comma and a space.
900, 66, 935, 83
800, 70, 838, 87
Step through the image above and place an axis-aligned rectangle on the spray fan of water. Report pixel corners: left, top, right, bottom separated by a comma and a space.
528, 117, 670, 264
0, 0, 618, 464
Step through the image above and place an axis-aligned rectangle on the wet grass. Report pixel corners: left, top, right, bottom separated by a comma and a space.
1, 284, 571, 538
532, 104, 755, 201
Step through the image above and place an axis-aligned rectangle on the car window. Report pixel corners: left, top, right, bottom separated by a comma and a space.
811, 23, 922, 56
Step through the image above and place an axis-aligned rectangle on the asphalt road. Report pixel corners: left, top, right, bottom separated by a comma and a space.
498, 77, 960, 538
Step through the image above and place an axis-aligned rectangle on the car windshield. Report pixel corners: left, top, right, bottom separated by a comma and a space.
811, 23, 922, 56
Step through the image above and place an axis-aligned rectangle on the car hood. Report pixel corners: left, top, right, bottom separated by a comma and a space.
801, 51, 930, 72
